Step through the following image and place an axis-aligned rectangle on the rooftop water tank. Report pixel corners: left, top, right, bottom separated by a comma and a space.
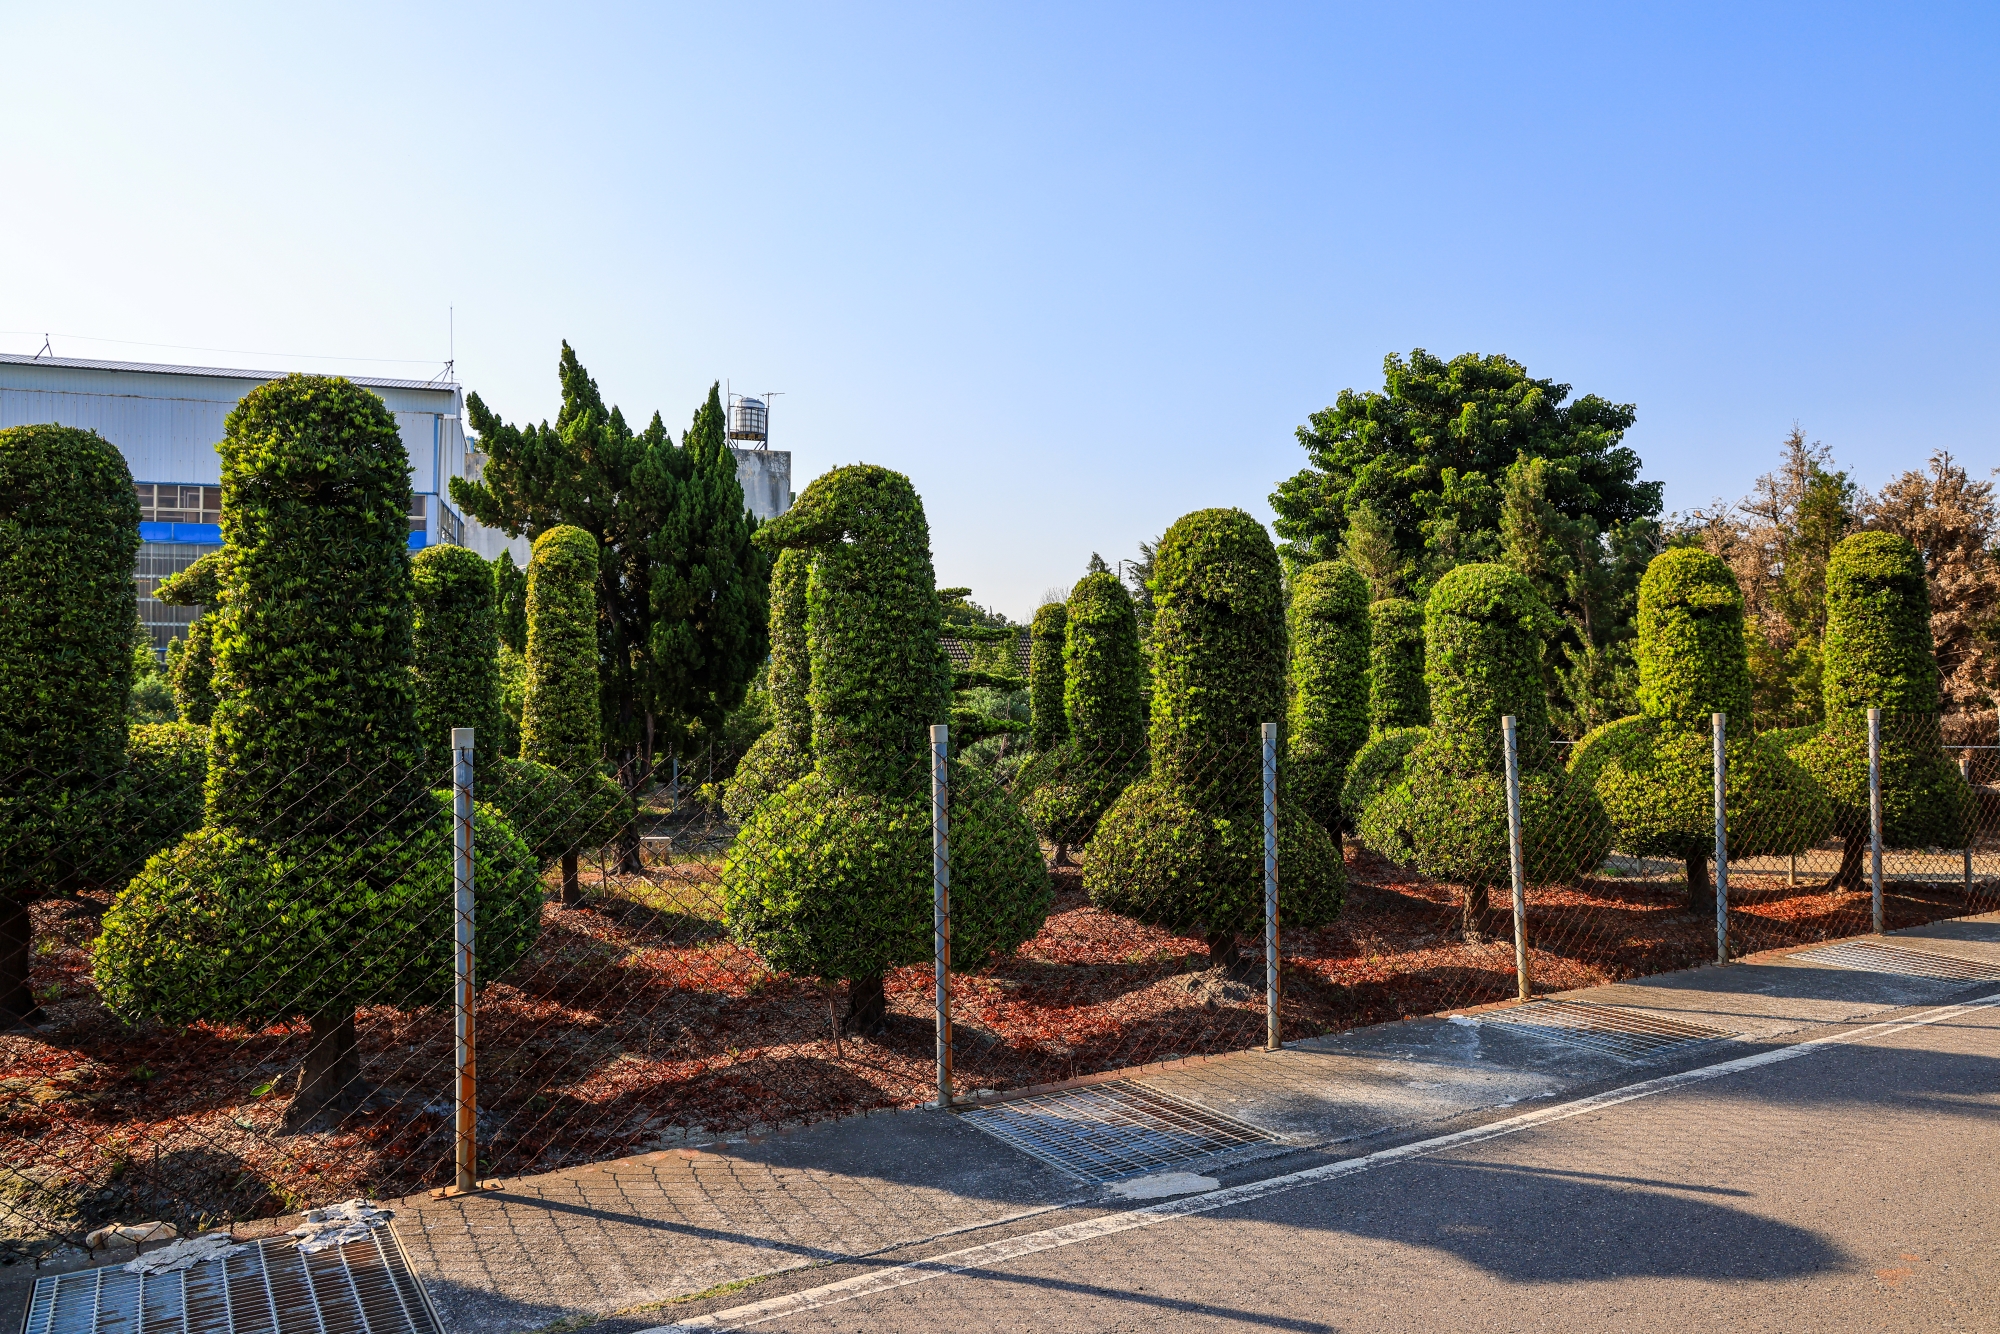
728, 396, 768, 443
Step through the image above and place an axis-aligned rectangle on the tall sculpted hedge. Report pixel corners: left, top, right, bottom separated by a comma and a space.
1287, 560, 1371, 830
1569, 549, 1830, 910
94, 376, 542, 1126
1019, 573, 1148, 859
1351, 563, 1609, 939
1084, 509, 1344, 975
1789, 532, 1971, 887
1367, 598, 1428, 733
0, 424, 140, 1023
723, 547, 812, 820
156, 552, 225, 725
1027, 601, 1069, 751
721, 465, 1050, 1032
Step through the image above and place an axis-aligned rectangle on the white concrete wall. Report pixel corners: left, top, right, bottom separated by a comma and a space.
732, 447, 792, 521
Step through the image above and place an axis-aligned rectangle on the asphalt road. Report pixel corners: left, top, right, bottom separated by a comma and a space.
658, 991, 2000, 1333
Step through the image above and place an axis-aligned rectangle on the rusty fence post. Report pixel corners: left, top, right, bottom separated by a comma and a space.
452, 726, 478, 1195
1713, 712, 1728, 966
1870, 707, 1884, 935
932, 723, 952, 1108
1502, 716, 1529, 1002
1263, 722, 1280, 1051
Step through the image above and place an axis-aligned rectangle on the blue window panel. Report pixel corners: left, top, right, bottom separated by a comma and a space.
139, 521, 222, 543
408, 531, 428, 551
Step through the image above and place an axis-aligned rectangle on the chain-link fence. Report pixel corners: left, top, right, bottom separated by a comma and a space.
5, 706, 1995, 1262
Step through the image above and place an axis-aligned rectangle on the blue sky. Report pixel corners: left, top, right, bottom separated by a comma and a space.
4, 4, 1995, 620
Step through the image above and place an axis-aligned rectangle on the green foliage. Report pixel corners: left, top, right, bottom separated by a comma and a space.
722, 762, 1050, 982
1422, 563, 1552, 770
1631, 548, 1754, 726
155, 552, 224, 607
1356, 764, 1610, 886
497, 643, 525, 758
411, 544, 503, 769
1018, 573, 1148, 849
521, 525, 603, 775
94, 796, 541, 1027
1028, 602, 1068, 751
1286, 560, 1371, 828
486, 754, 628, 868
1367, 598, 1428, 732
723, 547, 813, 820
492, 549, 528, 655
203, 376, 422, 841
168, 618, 218, 726
1338, 726, 1425, 821
0, 423, 141, 907
1084, 509, 1345, 934
129, 628, 177, 726
115, 722, 209, 868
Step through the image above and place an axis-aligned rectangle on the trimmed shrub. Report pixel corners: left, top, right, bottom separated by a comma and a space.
155, 552, 225, 724
94, 375, 542, 1124
412, 544, 502, 767
1352, 564, 1608, 936
1367, 599, 1428, 732
114, 722, 209, 870
724, 547, 812, 821
1083, 509, 1344, 968
0, 423, 140, 1020
1790, 532, 1971, 882
1568, 548, 1830, 907
521, 525, 603, 774
722, 465, 1049, 1030
1019, 573, 1147, 853
493, 548, 529, 654
1339, 726, 1425, 822
1028, 602, 1068, 751
1287, 560, 1371, 829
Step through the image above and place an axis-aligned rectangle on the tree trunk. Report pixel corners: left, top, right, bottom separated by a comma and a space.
1834, 830, 1868, 892
846, 976, 888, 1036
0, 899, 41, 1027
561, 852, 583, 907
1207, 930, 1261, 983
284, 1008, 363, 1130
1461, 882, 1490, 944
1685, 851, 1713, 916
1051, 843, 1073, 868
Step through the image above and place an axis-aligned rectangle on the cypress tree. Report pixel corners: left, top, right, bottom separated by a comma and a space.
493, 548, 528, 654
522, 524, 615, 905
1028, 602, 1068, 751
1287, 560, 1371, 831
0, 423, 140, 1023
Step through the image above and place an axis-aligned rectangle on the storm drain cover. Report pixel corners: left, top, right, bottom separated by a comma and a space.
960, 1080, 1274, 1182
1477, 1000, 1735, 1059
1786, 939, 2000, 982
25, 1230, 440, 1334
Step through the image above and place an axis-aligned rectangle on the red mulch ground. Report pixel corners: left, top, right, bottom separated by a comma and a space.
4, 847, 1994, 1254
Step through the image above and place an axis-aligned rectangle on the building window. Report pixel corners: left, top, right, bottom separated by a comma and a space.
135, 483, 221, 525
438, 502, 464, 546
408, 493, 427, 535
136, 541, 221, 653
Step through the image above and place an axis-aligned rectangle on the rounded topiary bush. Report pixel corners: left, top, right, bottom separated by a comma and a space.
112, 721, 210, 872
724, 547, 812, 821
1018, 572, 1147, 856
411, 543, 502, 766
1351, 563, 1608, 937
0, 422, 141, 1021
1027, 601, 1069, 752
1339, 726, 1426, 822
1083, 509, 1343, 971
1287, 560, 1371, 830
1567, 548, 1830, 908
1789, 531, 1971, 884
1367, 598, 1428, 733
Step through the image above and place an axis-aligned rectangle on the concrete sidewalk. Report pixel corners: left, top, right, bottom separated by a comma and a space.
389, 911, 2000, 1334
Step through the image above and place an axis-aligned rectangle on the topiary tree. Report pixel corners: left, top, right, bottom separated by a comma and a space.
492, 548, 528, 654
1083, 509, 1345, 978
1287, 560, 1371, 831
520, 525, 628, 905
723, 547, 813, 821
1789, 531, 1972, 888
1018, 572, 1148, 862
1568, 548, 1831, 911
1368, 597, 1428, 733
0, 423, 140, 1024
94, 375, 543, 1126
1028, 601, 1068, 751
721, 465, 1050, 1033
1352, 563, 1610, 939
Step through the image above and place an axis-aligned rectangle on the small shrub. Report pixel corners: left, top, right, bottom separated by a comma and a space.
1286, 560, 1370, 829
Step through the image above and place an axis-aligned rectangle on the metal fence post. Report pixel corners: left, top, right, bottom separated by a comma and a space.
1502, 716, 1529, 1002
451, 726, 477, 1196
1262, 722, 1279, 1052
1963, 755, 1974, 892
1869, 707, 1884, 934
932, 723, 951, 1109
1713, 712, 1728, 966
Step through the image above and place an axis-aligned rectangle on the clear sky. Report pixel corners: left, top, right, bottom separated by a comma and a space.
4, 4, 1995, 621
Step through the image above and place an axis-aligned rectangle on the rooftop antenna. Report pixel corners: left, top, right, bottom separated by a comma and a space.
429, 307, 456, 385
727, 389, 782, 451
33, 333, 50, 360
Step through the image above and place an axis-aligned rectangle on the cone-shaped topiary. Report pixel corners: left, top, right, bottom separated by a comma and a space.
1028, 602, 1068, 751
1083, 509, 1344, 975
0, 423, 141, 1022
1287, 560, 1371, 831
1367, 598, 1428, 733
1352, 563, 1609, 938
94, 375, 542, 1127
519, 524, 628, 903
722, 465, 1050, 1032
1568, 548, 1831, 911
1018, 572, 1148, 859
1789, 531, 1971, 887
724, 547, 813, 821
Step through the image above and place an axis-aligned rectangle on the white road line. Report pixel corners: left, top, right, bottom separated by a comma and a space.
642, 990, 2000, 1332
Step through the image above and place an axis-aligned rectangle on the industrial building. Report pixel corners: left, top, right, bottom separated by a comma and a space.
0, 353, 793, 652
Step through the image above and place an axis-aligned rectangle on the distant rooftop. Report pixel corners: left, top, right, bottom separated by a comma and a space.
0, 351, 458, 393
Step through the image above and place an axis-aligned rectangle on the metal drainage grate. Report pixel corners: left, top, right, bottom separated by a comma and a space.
1786, 939, 2000, 982
959, 1080, 1274, 1183
1477, 1000, 1735, 1059
26, 1229, 441, 1334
